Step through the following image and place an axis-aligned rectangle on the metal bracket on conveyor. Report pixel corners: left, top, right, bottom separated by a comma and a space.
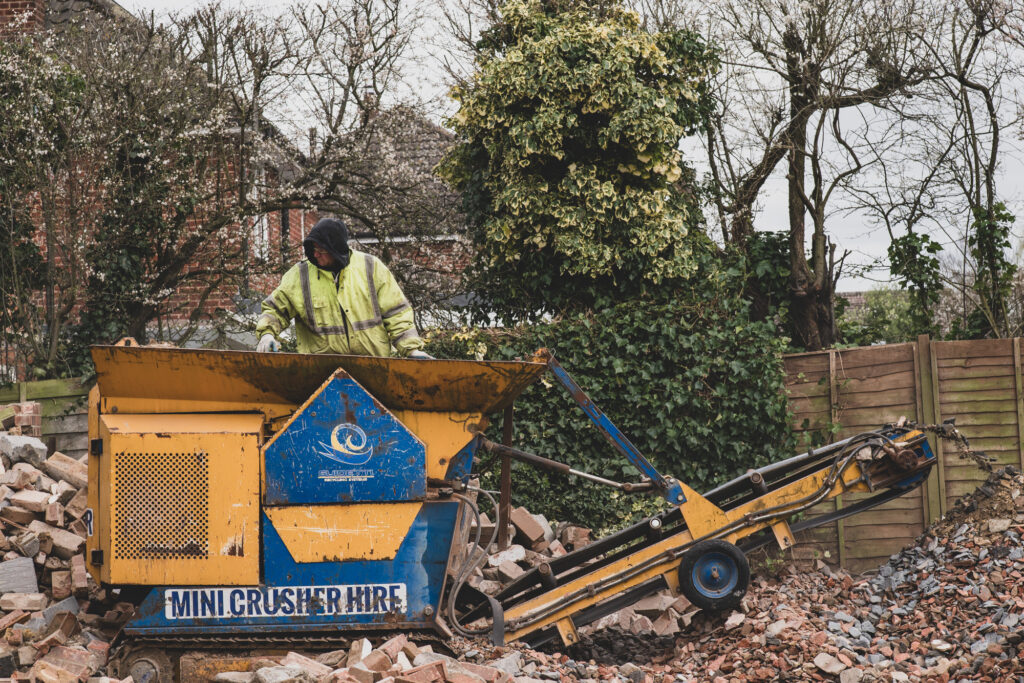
533, 349, 687, 506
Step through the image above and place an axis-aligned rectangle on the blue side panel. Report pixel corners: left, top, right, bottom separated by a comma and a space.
124, 501, 459, 635
443, 435, 479, 482
264, 374, 426, 504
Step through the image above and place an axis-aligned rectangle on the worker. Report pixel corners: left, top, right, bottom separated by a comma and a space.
255, 217, 432, 358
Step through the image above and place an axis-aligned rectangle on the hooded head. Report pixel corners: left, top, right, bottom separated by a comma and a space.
303, 218, 351, 272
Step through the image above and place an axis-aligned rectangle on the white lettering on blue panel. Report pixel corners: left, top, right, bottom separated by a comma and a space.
163, 583, 407, 620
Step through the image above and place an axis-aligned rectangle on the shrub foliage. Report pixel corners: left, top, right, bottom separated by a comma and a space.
428, 288, 794, 532
437, 0, 717, 323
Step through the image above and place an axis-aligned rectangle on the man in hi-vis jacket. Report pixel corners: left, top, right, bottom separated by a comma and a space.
255, 217, 431, 358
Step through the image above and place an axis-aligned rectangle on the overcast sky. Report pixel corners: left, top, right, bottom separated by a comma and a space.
111, 0, 1024, 294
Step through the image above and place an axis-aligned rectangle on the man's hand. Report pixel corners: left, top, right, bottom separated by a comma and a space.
257, 334, 280, 353
408, 350, 434, 360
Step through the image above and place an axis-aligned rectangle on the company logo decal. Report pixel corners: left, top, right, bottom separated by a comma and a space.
164, 583, 407, 619
317, 423, 373, 466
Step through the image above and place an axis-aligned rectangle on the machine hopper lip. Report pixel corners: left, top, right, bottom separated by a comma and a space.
90, 345, 547, 414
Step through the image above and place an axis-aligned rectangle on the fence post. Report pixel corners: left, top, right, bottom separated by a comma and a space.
917, 334, 944, 522
829, 350, 846, 569
1013, 338, 1024, 472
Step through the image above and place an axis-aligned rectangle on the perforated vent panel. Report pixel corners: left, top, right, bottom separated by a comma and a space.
113, 451, 210, 560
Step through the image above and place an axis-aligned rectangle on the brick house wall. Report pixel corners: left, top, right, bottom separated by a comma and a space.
0, 0, 44, 35
2, 2, 470, 357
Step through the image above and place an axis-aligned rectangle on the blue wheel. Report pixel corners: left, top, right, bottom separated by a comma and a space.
678, 539, 749, 612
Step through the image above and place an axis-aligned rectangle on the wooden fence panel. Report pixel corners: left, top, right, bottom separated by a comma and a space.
782, 336, 1024, 573
933, 339, 1017, 513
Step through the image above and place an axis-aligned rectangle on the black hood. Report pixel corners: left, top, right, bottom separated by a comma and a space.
303, 218, 352, 272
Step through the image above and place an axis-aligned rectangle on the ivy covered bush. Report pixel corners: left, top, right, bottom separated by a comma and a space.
427, 287, 794, 533
437, 0, 717, 323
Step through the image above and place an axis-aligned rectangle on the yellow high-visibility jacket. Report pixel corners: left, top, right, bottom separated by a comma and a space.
256, 250, 424, 357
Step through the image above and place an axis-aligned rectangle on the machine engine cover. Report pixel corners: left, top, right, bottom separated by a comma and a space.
263, 370, 426, 504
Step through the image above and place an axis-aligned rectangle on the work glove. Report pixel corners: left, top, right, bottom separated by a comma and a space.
408, 350, 434, 360
256, 334, 280, 353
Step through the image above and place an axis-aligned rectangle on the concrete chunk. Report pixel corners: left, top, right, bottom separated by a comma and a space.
0, 434, 47, 469
0, 557, 38, 594
487, 545, 525, 568
9, 489, 50, 513
28, 522, 84, 560
280, 652, 332, 679
213, 674, 255, 683
254, 666, 312, 683
43, 453, 88, 490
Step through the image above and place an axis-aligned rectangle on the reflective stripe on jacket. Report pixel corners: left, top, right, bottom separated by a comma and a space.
256, 250, 424, 357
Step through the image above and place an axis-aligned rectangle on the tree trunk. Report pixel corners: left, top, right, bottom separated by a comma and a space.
783, 27, 835, 351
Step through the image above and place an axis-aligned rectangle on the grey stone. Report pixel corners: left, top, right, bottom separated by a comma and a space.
813, 653, 846, 675
42, 596, 80, 624
988, 518, 1012, 533
839, 669, 864, 683
214, 674, 255, 683
0, 557, 38, 594
487, 545, 526, 567
491, 653, 523, 677
0, 434, 47, 468
253, 667, 311, 683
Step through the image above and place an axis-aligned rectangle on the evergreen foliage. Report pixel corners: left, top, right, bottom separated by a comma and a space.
438, 0, 717, 324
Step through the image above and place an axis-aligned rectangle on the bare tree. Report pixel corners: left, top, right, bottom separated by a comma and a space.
633, 0, 938, 349
849, 0, 1024, 337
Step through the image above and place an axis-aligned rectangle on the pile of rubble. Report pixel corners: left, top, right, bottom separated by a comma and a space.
469, 508, 692, 638
204, 634, 534, 683
568, 466, 1024, 682
0, 426, 113, 682
466, 507, 591, 596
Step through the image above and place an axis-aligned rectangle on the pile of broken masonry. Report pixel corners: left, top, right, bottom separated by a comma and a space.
2, 409, 1023, 683
0, 430, 110, 682
200, 466, 1024, 683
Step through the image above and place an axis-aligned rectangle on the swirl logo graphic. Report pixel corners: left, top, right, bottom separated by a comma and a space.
317, 423, 374, 466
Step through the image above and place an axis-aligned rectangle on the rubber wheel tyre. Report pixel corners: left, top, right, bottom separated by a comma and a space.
678, 539, 750, 612
114, 647, 174, 683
